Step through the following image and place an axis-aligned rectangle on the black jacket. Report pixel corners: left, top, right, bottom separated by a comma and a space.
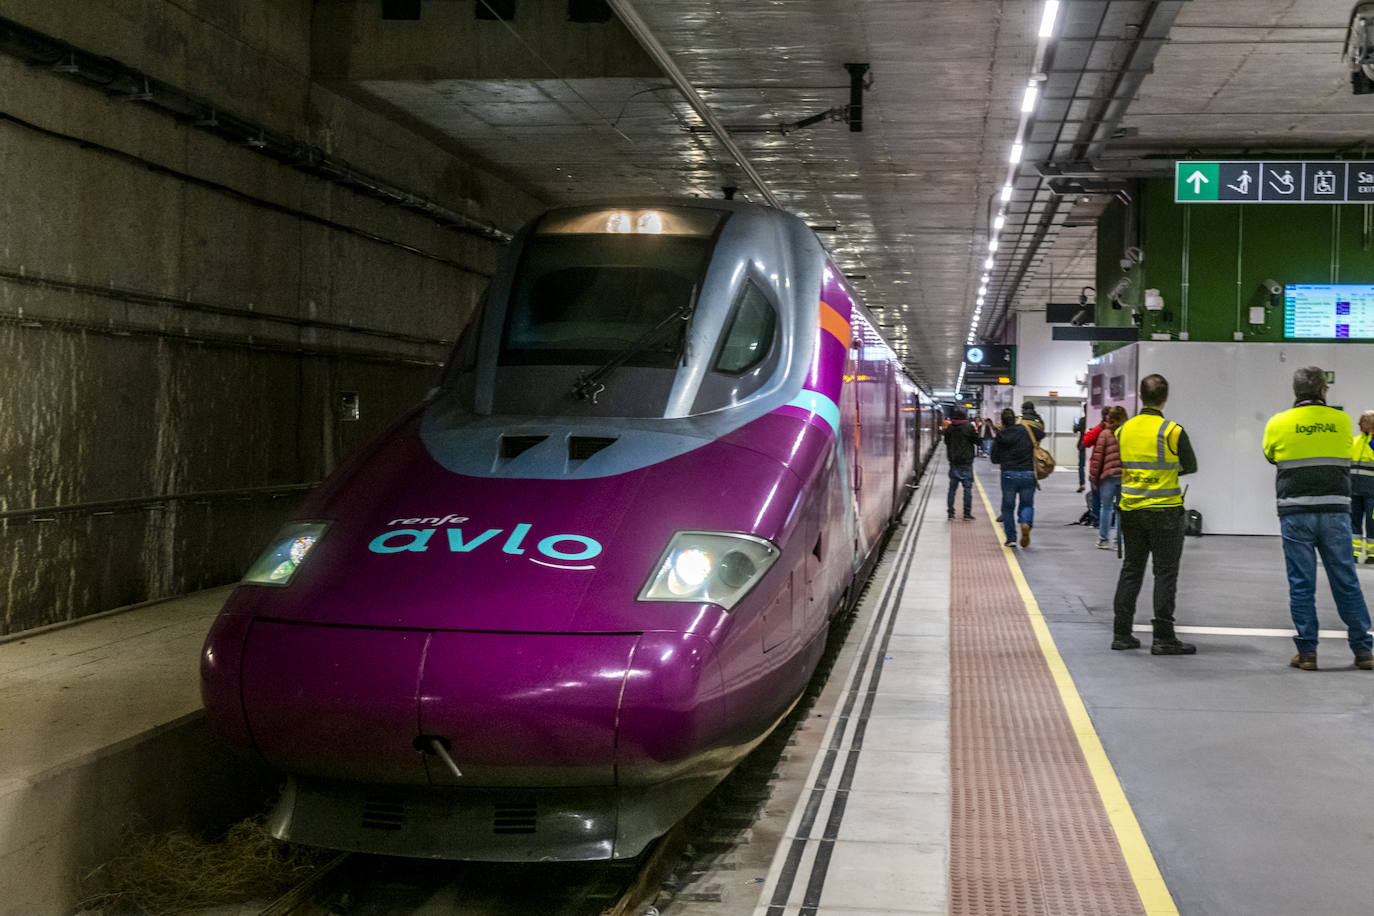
943, 419, 980, 465
990, 424, 1036, 472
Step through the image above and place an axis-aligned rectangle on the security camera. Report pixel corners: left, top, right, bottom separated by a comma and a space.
1107, 276, 1131, 308
1070, 308, 1091, 327
1263, 278, 1282, 296
1119, 247, 1143, 270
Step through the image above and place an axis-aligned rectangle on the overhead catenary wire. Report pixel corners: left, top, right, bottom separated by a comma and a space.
606, 0, 782, 209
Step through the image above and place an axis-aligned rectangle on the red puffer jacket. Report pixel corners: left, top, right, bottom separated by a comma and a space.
1089, 427, 1122, 487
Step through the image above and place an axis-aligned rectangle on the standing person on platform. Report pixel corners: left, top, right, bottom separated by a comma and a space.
1351, 411, 1374, 563
1082, 407, 1110, 526
1019, 400, 1046, 441
991, 407, 1037, 548
943, 406, 980, 520
1074, 406, 1088, 493
1110, 374, 1199, 655
1262, 368, 1373, 671
1090, 406, 1128, 550
980, 416, 995, 457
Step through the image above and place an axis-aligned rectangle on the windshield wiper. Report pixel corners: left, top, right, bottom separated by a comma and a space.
570, 302, 692, 404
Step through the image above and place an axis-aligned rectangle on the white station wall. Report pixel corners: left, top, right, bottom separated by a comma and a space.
1089, 342, 1374, 535
1013, 310, 1093, 403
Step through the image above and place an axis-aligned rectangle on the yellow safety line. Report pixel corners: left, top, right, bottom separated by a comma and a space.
974, 476, 1179, 916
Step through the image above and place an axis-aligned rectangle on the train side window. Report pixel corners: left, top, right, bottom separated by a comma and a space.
715, 282, 777, 375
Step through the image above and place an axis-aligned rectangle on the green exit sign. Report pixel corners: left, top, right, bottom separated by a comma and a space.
1175, 160, 1374, 203
1175, 163, 1219, 201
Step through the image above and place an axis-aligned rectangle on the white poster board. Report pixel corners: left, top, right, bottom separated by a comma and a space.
1088, 342, 1374, 535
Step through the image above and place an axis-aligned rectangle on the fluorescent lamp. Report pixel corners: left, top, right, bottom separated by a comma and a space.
994, 214, 1006, 230
988, 239, 999, 252
1021, 85, 1038, 113
985, 256, 995, 269
1009, 143, 1023, 164
1039, 0, 1060, 39
1001, 185, 1013, 202
976, 297, 984, 306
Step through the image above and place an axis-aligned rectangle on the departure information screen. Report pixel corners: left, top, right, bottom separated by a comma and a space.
1283, 284, 1374, 339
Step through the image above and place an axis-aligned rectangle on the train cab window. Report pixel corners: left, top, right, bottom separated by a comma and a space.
500, 234, 712, 368
714, 282, 777, 375
689, 280, 782, 415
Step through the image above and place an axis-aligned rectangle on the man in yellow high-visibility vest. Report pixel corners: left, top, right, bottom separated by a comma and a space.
1111, 373, 1198, 655
1262, 367, 1373, 671
1350, 411, 1374, 563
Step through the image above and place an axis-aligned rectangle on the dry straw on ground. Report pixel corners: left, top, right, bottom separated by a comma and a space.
79, 817, 331, 915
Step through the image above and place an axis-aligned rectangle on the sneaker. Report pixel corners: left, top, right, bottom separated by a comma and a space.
1020, 523, 1031, 547
1111, 635, 1141, 650
963, 513, 975, 520
1289, 653, 1317, 671
1004, 539, 1017, 547
1096, 539, 1111, 549
1356, 653, 1374, 670
1151, 638, 1197, 655
1077, 485, 1085, 493
948, 510, 955, 519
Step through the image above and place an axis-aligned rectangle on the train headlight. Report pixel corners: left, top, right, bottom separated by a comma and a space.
242, 522, 329, 587
639, 532, 779, 610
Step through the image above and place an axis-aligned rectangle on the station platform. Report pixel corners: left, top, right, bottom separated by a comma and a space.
8, 454, 1374, 915
725, 453, 1374, 916
0, 587, 273, 916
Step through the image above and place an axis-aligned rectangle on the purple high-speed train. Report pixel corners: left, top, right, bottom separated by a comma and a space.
201, 199, 937, 861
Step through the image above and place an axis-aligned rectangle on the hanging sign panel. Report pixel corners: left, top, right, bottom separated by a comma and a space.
1175, 161, 1374, 203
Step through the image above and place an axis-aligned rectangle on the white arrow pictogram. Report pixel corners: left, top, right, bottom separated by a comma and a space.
1186, 170, 1209, 194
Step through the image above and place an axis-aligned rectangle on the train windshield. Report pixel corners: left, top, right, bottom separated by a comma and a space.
500, 211, 720, 368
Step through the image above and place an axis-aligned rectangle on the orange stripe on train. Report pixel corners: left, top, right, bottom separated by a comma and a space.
818, 300, 851, 348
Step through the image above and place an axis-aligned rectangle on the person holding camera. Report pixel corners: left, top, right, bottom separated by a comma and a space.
991, 407, 1042, 548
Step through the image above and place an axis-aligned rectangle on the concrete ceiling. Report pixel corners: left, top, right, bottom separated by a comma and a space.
321, 0, 1374, 393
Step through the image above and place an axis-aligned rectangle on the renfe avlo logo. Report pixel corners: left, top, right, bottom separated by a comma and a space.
368, 514, 603, 571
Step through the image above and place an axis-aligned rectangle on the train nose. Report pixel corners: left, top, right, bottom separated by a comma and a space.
232, 622, 648, 786
217, 620, 729, 786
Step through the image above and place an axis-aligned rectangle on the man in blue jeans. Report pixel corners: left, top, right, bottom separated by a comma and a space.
990, 407, 1042, 547
942, 406, 980, 519
1262, 366, 1374, 671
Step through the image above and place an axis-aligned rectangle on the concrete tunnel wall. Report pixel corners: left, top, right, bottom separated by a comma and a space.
0, 0, 546, 635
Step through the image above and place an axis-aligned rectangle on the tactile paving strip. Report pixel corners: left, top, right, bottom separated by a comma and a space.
949, 513, 1147, 916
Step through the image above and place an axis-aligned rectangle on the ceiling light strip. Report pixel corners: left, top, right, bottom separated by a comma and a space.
608, 0, 781, 209
970, 0, 1062, 374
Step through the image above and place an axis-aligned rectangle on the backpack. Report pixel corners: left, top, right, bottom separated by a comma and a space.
1185, 509, 1203, 536
1019, 421, 1056, 480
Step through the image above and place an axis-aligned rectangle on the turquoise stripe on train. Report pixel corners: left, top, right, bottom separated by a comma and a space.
784, 389, 842, 438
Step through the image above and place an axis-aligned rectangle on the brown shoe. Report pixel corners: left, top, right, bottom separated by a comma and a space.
1356, 653, 1374, 670
1020, 523, 1031, 547
1290, 653, 1318, 671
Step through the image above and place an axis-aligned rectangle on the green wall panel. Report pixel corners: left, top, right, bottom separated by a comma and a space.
1099, 177, 1374, 346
